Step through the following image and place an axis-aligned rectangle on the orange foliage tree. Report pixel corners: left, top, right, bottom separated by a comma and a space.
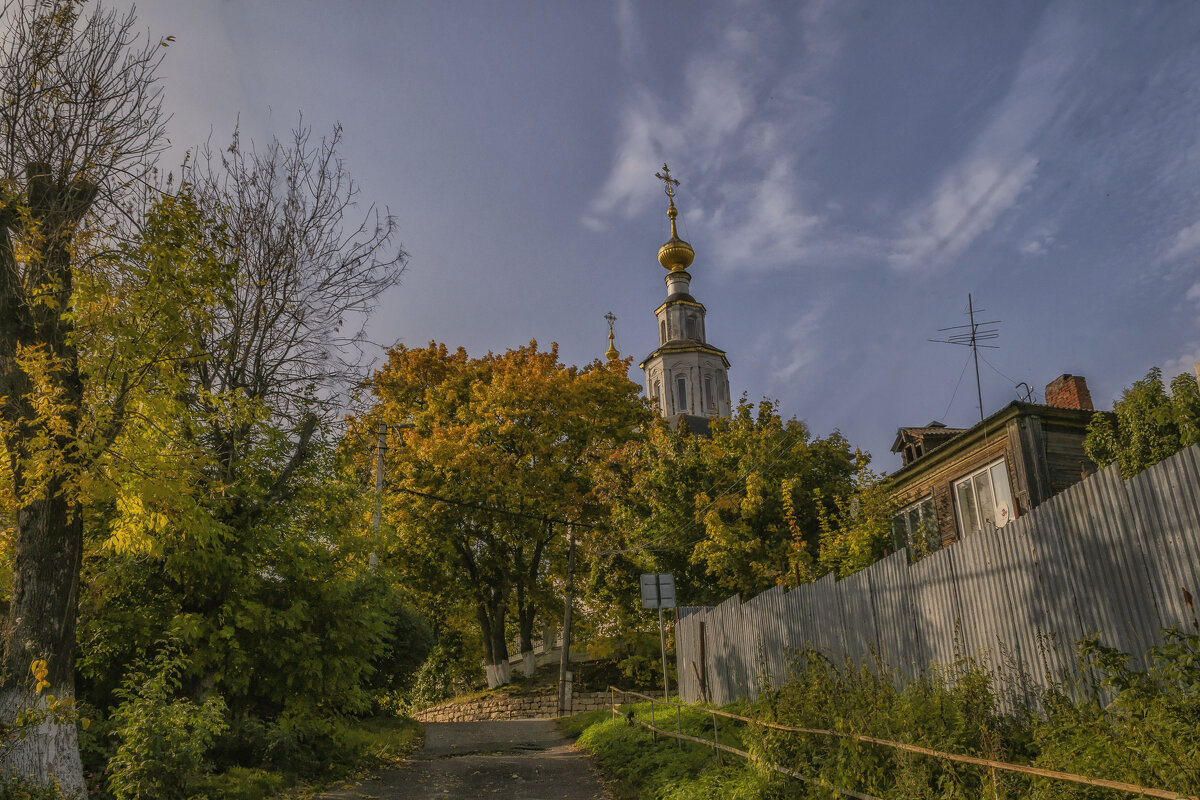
356, 341, 646, 685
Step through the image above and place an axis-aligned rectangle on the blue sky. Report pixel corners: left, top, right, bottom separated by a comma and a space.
132, 0, 1200, 470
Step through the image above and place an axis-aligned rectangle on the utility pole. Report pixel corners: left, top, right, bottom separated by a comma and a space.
558, 525, 576, 716
373, 420, 387, 535
370, 420, 413, 571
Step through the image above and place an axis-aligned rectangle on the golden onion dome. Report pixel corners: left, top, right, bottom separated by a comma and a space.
657, 206, 695, 272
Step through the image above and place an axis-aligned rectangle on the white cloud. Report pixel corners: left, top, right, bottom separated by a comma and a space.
1019, 231, 1056, 256
760, 306, 824, 385
889, 7, 1081, 272
1162, 345, 1200, 383
583, 0, 844, 272
1166, 218, 1200, 261
614, 0, 642, 71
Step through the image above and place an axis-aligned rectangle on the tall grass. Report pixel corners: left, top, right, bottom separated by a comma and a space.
568, 629, 1200, 800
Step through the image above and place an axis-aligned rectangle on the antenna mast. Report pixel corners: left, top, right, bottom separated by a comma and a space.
930, 293, 1000, 425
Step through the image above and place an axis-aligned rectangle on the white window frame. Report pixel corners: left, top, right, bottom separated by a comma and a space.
893, 495, 936, 551
952, 458, 1016, 538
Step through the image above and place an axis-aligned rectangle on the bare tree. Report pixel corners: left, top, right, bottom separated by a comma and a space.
181, 123, 406, 523
0, 0, 167, 793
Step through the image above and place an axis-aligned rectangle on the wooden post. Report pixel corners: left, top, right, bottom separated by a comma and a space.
372, 420, 386, 534
712, 710, 721, 765
659, 606, 670, 702
698, 620, 708, 703
557, 526, 576, 716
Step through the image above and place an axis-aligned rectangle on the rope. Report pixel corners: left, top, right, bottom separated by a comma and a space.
610, 689, 1198, 800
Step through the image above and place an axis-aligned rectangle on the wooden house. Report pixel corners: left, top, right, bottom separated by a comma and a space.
887, 374, 1106, 550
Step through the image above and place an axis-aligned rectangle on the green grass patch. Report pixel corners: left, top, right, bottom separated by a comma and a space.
563, 702, 798, 800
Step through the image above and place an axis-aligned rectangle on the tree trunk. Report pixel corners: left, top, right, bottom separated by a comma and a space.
0, 179, 91, 797
0, 493, 87, 799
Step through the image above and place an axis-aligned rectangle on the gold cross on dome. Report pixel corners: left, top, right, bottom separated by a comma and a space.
604, 311, 617, 333
655, 163, 679, 204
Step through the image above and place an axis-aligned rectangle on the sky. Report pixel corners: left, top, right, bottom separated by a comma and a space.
126, 0, 1200, 470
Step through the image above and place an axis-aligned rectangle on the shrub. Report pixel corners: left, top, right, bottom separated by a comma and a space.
106, 648, 228, 800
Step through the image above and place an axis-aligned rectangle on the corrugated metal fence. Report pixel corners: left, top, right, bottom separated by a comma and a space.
676, 444, 1200, 706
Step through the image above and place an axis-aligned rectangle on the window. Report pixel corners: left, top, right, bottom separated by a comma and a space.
686, 316, 698, 339
660, 320, 667, 344
676, 376, 688, 413
704, 376, 713, 412
653, 380, 662, 410
953, 459, 1015, 537
892, 496, 937, 551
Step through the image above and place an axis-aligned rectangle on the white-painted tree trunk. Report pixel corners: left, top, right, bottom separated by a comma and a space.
521, 651, 536, 677
0, 685, 87, 799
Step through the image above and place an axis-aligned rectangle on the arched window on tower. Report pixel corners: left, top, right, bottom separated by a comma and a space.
704, 376, 713, 413
654, 380, 662, 411
686, 316, 697, 339
676, 376, 688, 414
660, 320, 667, 344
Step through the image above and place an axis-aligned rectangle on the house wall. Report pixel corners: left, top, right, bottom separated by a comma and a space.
890, 434, 1014, 547
1043, 421, 1096, 493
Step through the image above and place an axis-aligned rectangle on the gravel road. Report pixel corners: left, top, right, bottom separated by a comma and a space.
319, 719, 613, 800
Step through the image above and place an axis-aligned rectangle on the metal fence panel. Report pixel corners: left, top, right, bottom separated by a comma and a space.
674, 446, 1200, 704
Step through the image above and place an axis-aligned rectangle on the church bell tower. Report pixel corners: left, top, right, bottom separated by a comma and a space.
640, 164, 731, 429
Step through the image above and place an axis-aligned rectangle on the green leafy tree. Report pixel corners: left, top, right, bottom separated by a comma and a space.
1085, 367, 1200, 478
76, 124, 406, 756
816, 455, 904, 578
593, 398, 856, 618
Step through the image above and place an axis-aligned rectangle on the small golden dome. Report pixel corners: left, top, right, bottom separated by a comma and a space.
658, 206, 694, 271
604, 312, 620, 360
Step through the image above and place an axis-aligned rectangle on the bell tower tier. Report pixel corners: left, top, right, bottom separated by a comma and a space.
639, 164, 731, 428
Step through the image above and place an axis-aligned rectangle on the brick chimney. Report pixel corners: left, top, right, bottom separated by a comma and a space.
1045, 374, 1093, 411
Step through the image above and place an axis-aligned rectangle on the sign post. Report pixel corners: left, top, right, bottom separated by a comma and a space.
640, 573, 676, 701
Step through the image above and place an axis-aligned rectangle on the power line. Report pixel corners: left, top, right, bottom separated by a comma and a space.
942, 351, 974, 422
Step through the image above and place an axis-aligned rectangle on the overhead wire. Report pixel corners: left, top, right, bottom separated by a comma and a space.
942, 350, 974, 422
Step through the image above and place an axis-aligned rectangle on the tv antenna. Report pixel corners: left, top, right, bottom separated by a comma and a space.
930, 293, 1000, 425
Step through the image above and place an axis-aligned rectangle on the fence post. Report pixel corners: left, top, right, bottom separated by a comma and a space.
712, 710, 721, 765
610, 687, 615, 722
650, 699, 656, 742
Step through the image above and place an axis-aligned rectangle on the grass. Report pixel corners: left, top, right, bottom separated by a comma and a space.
558, 702, 796, 800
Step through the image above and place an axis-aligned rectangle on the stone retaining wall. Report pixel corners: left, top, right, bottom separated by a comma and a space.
414, 691, 623, 723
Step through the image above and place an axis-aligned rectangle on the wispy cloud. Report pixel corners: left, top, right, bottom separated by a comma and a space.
1166, 218, 1200, 261
889, 6, 1081, 272
759, 305, 826, 385
583, 0, 844, 272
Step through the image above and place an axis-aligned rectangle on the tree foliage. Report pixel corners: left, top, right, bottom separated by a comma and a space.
359, 342, 646, 684
1085, 367, 1200, 479
74, 134, 408, 761
815, 456, 904, 578
0, 0, 168, 791
592, 398, 856, 624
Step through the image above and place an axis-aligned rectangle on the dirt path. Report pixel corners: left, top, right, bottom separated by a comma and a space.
319, 719, 613, 800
